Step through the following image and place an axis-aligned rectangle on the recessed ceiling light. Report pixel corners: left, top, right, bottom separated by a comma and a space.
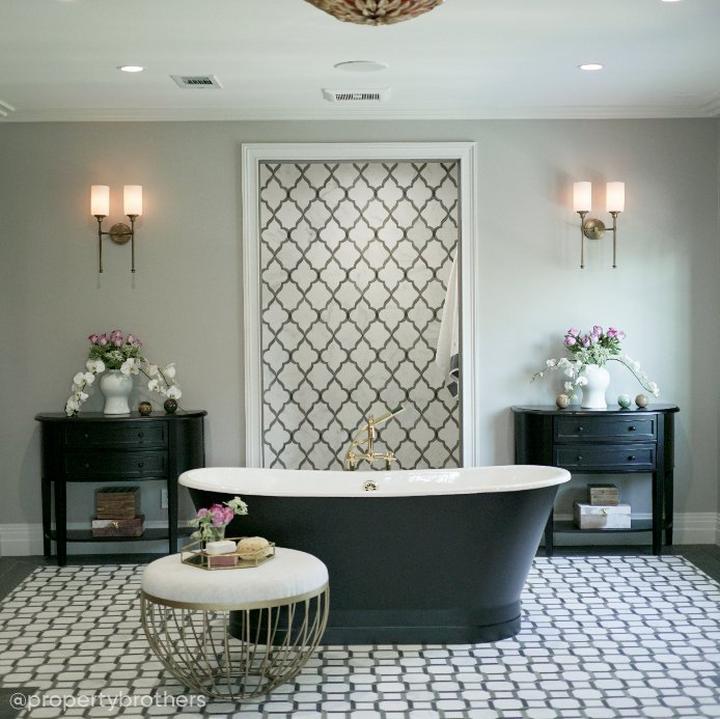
334, 60, 388, 73
118, 65, 144, 73
661, 0, 683, 3
579, 63, 604, 72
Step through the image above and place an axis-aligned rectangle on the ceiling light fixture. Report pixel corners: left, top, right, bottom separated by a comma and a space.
334, 61, 388, 73
579, 63, 604, 72
118, 65, 144, 73
304, 0, 443, 25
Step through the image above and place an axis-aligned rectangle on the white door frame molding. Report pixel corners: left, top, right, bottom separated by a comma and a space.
241, 142, 479, 467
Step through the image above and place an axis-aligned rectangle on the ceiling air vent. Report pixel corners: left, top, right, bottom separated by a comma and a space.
171, 75, 222, 89
322, 88, 391, 103
0, 99, 16, 118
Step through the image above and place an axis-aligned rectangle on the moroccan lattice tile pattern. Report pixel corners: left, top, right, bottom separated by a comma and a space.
259, 160, 460, 470
1, 556, 720, 717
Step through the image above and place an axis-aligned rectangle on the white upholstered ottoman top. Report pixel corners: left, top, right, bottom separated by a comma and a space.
141, 548, 329, 608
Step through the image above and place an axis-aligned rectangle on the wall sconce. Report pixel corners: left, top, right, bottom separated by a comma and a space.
573, 181, 625, 269
91, 185, 143, 273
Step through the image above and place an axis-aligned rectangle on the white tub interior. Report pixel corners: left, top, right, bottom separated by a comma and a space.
179, 465, 570, 498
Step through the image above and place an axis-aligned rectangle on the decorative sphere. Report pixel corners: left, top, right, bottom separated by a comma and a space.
617, 394, 632, 409
556, 394, 570, 409
635, 394, 649, 409
163, 398, 178, 414
137, 401, 153, 416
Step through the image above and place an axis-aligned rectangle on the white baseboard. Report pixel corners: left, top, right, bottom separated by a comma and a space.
0, 521, 192, 557
1, 514, 718, 557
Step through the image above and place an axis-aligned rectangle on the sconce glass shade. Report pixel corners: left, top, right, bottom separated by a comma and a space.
123, 185, 143, 216
606, 181, 625, 213
91, 185, 110, 217
573, 182, 592, 212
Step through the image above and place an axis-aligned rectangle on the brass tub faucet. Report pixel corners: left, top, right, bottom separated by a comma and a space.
343, 405, 404, 471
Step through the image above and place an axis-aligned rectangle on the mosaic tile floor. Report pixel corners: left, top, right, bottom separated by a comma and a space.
1, 556, 720, 718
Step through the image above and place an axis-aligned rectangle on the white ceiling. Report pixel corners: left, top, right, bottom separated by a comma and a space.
1, 0, 719, 122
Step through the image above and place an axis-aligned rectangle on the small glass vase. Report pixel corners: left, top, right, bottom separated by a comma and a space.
203, 526, 226, 546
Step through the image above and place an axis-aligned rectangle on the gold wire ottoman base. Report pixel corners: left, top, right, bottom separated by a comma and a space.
140, 586, 329, 699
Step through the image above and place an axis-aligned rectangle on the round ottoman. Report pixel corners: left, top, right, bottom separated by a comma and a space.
140, 548, 329, 699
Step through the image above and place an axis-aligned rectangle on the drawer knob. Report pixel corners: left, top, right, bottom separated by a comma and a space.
576, 455, 583, 461
628, 425, 637, 432
83, 433, 89, 439
138, 462, 144, 468
84, 462, 90, 469
628, 455, 636, 461
577, 426, 585, 432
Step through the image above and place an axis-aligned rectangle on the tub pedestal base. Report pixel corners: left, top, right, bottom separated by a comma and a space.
320, 616, 521, 645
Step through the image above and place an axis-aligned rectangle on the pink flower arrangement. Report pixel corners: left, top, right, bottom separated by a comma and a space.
562, 326, 625, 360
191, 496, 249, 542
87, 329, 144, 369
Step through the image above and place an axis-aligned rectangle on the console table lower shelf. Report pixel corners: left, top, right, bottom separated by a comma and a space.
48, 527, 194, 544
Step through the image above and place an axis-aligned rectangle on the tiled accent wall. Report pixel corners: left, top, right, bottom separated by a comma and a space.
259, 160, 460, 470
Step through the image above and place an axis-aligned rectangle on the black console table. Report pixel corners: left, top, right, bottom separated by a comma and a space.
36, 411, 206, 566
512, 404, 678, 556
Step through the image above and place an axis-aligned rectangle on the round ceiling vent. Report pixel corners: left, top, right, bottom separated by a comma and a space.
304, 0, 443, 26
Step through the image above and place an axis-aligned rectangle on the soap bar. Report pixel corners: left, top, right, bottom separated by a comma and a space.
205, 539, 237, 555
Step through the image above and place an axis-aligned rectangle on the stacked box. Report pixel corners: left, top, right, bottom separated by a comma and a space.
92, 487, 144, 537
587, 484, 620, 506
574, 502, 631, 529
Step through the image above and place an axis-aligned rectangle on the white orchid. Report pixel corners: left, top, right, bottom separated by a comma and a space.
120, 357, 142, 377
163, 363, 176, 380
147, 378, 160, 393
86, 358, 105, 374
166, 385, 182, 400
146, 364, 159, 377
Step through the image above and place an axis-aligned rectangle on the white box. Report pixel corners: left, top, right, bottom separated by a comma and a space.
574, 502, 631, 530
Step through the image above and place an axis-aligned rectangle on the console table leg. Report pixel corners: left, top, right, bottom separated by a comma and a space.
651, 471, 663, 556
664, 470, 674, 546
544, 509, 554, 558
55, 479, 67, 567
41, 476, 52, 558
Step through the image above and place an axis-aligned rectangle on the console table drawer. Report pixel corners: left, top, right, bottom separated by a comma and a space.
64, 451, 167, 479
555, 444, 656, 471
64, 423, 167, 449
554, 416, 656, 443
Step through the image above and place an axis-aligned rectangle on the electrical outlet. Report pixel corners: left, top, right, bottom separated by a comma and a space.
161, 488, 168, 510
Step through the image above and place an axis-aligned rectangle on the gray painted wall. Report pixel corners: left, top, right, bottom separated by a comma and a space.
0, 120, 718, 533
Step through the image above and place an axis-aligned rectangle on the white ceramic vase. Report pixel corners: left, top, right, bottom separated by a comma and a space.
99, 370, 133, 415
580, 364, 610, 409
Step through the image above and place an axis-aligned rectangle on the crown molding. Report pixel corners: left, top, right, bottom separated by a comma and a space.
1, 103, 717, 123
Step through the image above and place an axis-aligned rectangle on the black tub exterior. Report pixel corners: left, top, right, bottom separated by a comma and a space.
189, 485, 557, 644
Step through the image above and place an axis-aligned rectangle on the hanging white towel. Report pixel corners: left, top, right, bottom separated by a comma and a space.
435, 253, 460, 396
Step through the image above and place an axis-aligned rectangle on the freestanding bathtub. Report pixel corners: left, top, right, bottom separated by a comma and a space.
180, 465, 570, 644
